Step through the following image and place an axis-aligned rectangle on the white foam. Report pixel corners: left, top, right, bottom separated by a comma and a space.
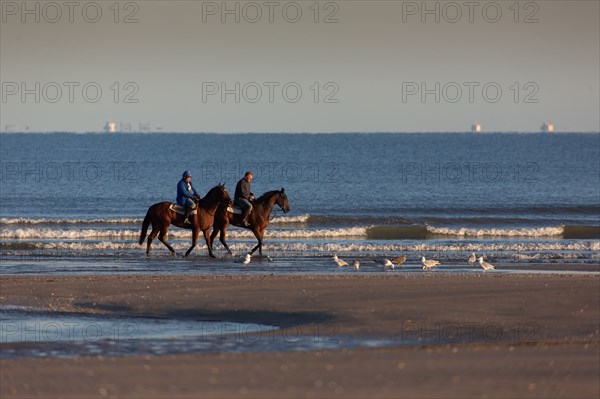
240, 227, 366, 239
0, 226, 368, 240
270, 214, 310, 224
2, 240, 598, 263
0, 228, 141, 240
0, 217, 142, 225
0, 215, 309, 226
426, 225, 564, 237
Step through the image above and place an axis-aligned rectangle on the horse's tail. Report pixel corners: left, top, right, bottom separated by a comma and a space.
139, 210, 151, 245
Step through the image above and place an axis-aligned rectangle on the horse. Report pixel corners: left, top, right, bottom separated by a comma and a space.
138, 184, 232, 258
211, 188, 291, 256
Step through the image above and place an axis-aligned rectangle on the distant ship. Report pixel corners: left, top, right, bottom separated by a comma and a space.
540, 123, 554, 133
103, 122, 116, 133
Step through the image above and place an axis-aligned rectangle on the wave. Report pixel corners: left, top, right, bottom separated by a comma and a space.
270, 214, 310, 223
425, 225, 565, 238
0, 217, 142, 225
0, 226, 368, 240
1, 240, 598, 254
0, 214, 310, 226
563, 226, 600, 239
2, 224, 599, 240
0, 228, 142, 240
369, 225, 600, 239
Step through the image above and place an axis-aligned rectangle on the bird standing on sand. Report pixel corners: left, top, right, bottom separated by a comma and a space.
380, 258, 395, 270
353, 260, 360, 270
478, 256, 495, 271
333, 255, 349, 267
421, 256, 441, 270
391, 255, 407, 266
242, 253, 251, 265
468, 252, 477, 265
267, 255, 273, 263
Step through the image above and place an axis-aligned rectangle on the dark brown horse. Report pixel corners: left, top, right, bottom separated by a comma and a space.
139, 184, 232, 258
211, 188, 291, 256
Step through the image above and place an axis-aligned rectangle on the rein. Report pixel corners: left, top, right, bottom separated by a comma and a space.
265, 191, 282, 221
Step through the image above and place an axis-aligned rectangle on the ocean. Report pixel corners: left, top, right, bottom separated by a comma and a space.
1, 132, 599, 275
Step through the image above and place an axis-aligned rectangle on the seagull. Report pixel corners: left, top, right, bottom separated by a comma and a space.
266, 255, 273, 262
380, 258, 395, 270
333, 255, 349, 267
468, 252, 477, 265
391, 255, 407, 266
421, 256, 441, 270
242, 254, 251, 265
353, 260, 360, 270
478, 256, 495, 271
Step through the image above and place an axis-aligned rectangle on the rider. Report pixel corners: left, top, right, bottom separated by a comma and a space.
234, 171, 255, 227
177, 170, 201, 224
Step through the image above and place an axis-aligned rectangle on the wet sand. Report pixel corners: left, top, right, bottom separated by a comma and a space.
1, 273, 599, 398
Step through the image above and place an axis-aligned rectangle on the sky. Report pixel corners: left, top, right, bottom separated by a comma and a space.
1, 0, 599, 133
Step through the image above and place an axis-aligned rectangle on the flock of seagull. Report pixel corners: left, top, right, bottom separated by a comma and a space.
332, 252, 496, 271
235, 252, 496, 272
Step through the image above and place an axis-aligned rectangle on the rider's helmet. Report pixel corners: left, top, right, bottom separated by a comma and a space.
182, 170, 191, 178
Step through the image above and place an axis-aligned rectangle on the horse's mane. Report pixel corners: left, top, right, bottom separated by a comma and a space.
204, 185, 222, 197
255, 190, 281, 203
198, 185, 226, 206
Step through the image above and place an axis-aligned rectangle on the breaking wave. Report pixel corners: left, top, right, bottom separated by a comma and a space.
0, 227, 368, 240
0, 214, 309, 226
1, 238, 598, 253
2, 224, 599, 240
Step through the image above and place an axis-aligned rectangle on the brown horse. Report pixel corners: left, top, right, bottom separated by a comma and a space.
138, 184, 232, 258
211, 188, 291, 256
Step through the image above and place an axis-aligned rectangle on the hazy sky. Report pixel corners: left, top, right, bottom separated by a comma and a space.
1, 0, 598, 132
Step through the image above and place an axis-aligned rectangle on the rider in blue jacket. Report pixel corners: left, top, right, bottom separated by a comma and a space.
177, 170, 201, 224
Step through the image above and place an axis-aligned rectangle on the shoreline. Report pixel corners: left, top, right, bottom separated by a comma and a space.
1, 273, 599, 398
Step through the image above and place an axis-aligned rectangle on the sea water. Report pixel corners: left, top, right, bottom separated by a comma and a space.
1, 132, 599, 273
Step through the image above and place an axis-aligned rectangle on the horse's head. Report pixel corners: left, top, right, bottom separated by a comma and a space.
205, 183, 233, 205
276, 188, 291, 213
220, 183, 233, 205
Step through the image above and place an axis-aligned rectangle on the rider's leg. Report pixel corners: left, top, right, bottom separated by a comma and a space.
239, 199, 252, 227
183, 198, 197, 224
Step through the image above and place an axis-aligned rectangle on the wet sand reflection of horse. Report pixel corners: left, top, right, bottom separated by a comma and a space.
139, 184, 232, 258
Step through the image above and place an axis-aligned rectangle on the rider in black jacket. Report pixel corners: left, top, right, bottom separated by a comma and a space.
234, 171, 255, 226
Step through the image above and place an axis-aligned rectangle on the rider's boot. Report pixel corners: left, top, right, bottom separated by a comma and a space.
183, 206, 193, 225
241, 208, 251, 227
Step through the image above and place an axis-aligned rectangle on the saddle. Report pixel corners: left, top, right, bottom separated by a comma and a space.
227, 205, 243, 215
169, 203, 198, 216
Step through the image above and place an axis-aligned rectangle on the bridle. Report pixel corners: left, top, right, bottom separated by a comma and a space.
269, 191, 287, 220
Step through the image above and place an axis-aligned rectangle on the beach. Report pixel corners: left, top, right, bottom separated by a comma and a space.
2, 0, 599, 395
2, 273, 599, 398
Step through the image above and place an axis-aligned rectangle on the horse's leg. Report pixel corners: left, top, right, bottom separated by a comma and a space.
257, 230, 265, 256
209, 226, 219, 250
158, 224, 176, 256
146, 227, 160, 257
249, 229, 263, 256
219, 227, 233, 255
212, 223, 232, 255
203, 229, 216, 258
184, 227, 200, 258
